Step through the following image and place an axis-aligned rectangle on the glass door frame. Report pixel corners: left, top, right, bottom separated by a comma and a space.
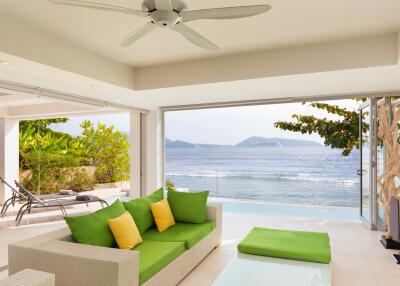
359, 98, 378, 230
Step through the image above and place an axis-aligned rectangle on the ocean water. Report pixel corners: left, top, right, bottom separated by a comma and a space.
165, 146, 360, 207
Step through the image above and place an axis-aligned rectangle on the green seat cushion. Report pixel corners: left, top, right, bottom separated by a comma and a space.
238, 227, 331, 264
142, 221, 216, 249
134, 240, 185, 285
65, 199, 125, 247
123, 188, 164, 234
167, 190, 209, 223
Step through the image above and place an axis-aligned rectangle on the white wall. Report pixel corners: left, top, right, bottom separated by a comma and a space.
0, 13, 135, 90
135, 33, 399, 89
0, 119, 19, 205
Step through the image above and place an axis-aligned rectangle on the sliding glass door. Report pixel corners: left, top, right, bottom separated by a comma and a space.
359, 99, 380, 230
359, 104, 371, 225
377, 142, 386, 228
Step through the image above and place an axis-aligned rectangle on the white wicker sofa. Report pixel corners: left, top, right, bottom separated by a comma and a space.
8, 204, 222, 286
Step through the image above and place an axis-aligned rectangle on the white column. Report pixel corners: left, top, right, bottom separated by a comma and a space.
398, 29, 400, 64
141, 109, 164, 196
129, 111, 141, 198
0, 118, 19, 205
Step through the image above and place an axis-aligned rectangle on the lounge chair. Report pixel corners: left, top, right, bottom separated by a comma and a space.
0, 177, 29, 216
1, 178, 109, 225
0, 177, 78, 217
14, 181, 109, 225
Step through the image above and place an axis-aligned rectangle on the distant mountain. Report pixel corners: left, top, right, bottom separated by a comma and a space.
165, 136, 321, 148
236, 136, 321, 147
166, 140, 196, 148
165, 138, 223, 148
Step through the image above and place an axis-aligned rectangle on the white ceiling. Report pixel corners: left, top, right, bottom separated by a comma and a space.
0, 52, 141, 107
0, 83, 126, 119
0, 0, 399, 111
135, 65, 400, 108
1, 0, 400, 67
0, 93, 54, 107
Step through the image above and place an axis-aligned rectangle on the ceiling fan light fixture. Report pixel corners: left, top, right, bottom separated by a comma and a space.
50, 0, 271, 51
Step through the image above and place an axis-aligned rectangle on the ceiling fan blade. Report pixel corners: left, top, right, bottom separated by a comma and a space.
181, 4, 271, 22
121, 22, 157, 47
173, 22, 219, 51
154, 0, 172, 11
50, 0, 149, 17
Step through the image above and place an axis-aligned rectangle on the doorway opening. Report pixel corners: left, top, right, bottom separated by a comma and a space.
164, 99, 365, 222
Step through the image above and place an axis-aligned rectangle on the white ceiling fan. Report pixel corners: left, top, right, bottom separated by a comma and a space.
50, 0, 271, 51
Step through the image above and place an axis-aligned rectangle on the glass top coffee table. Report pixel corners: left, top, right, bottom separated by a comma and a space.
212, 253, 331, 286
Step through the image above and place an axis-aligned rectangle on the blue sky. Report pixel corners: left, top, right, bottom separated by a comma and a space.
50, 113, 130, 136
50, 99, 359, 145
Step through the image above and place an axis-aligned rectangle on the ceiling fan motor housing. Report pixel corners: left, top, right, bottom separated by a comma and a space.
150, 10, 182, 27
142, 0, 187, 13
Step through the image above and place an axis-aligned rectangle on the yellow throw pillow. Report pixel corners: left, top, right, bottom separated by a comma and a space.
108, 211, 143, 250
150, 198, 175, 232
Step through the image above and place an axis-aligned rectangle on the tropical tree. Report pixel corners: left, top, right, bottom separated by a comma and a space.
79, 120, 130, 183
19, 123, 73, 169
19, 118, 130, 193
274, 102, 368, 156
19, 121, 90, 193
19, 118, 70, 137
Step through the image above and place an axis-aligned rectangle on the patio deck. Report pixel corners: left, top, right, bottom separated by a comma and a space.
0, 188, 124, 227
1, 205, 399, 286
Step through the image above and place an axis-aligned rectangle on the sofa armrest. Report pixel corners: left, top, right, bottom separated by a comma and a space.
206, 204, 222, 244
206, 204, 222, 223
9, 228, 139, 286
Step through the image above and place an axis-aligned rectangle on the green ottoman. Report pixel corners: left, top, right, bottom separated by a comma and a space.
238, 227, 331, 264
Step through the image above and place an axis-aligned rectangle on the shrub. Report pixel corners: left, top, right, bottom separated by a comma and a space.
166, 180, 176, 191
68, 168, 95, 192
19, 118, 130, 193
79, 120, 130, 183
21, 153, 95, 194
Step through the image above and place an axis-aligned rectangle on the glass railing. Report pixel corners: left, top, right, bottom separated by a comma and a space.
166, 150, 360, 208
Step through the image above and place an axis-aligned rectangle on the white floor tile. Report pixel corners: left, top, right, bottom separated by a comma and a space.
1, 210, 399, 286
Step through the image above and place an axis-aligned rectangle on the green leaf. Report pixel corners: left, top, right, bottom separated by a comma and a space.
274, 101, 366, 156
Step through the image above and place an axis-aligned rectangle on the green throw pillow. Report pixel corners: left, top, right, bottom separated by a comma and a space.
167, 190, 209, 223
123, 188, 164, 234
148, 188, 164, 203
65, 199, 125, 247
